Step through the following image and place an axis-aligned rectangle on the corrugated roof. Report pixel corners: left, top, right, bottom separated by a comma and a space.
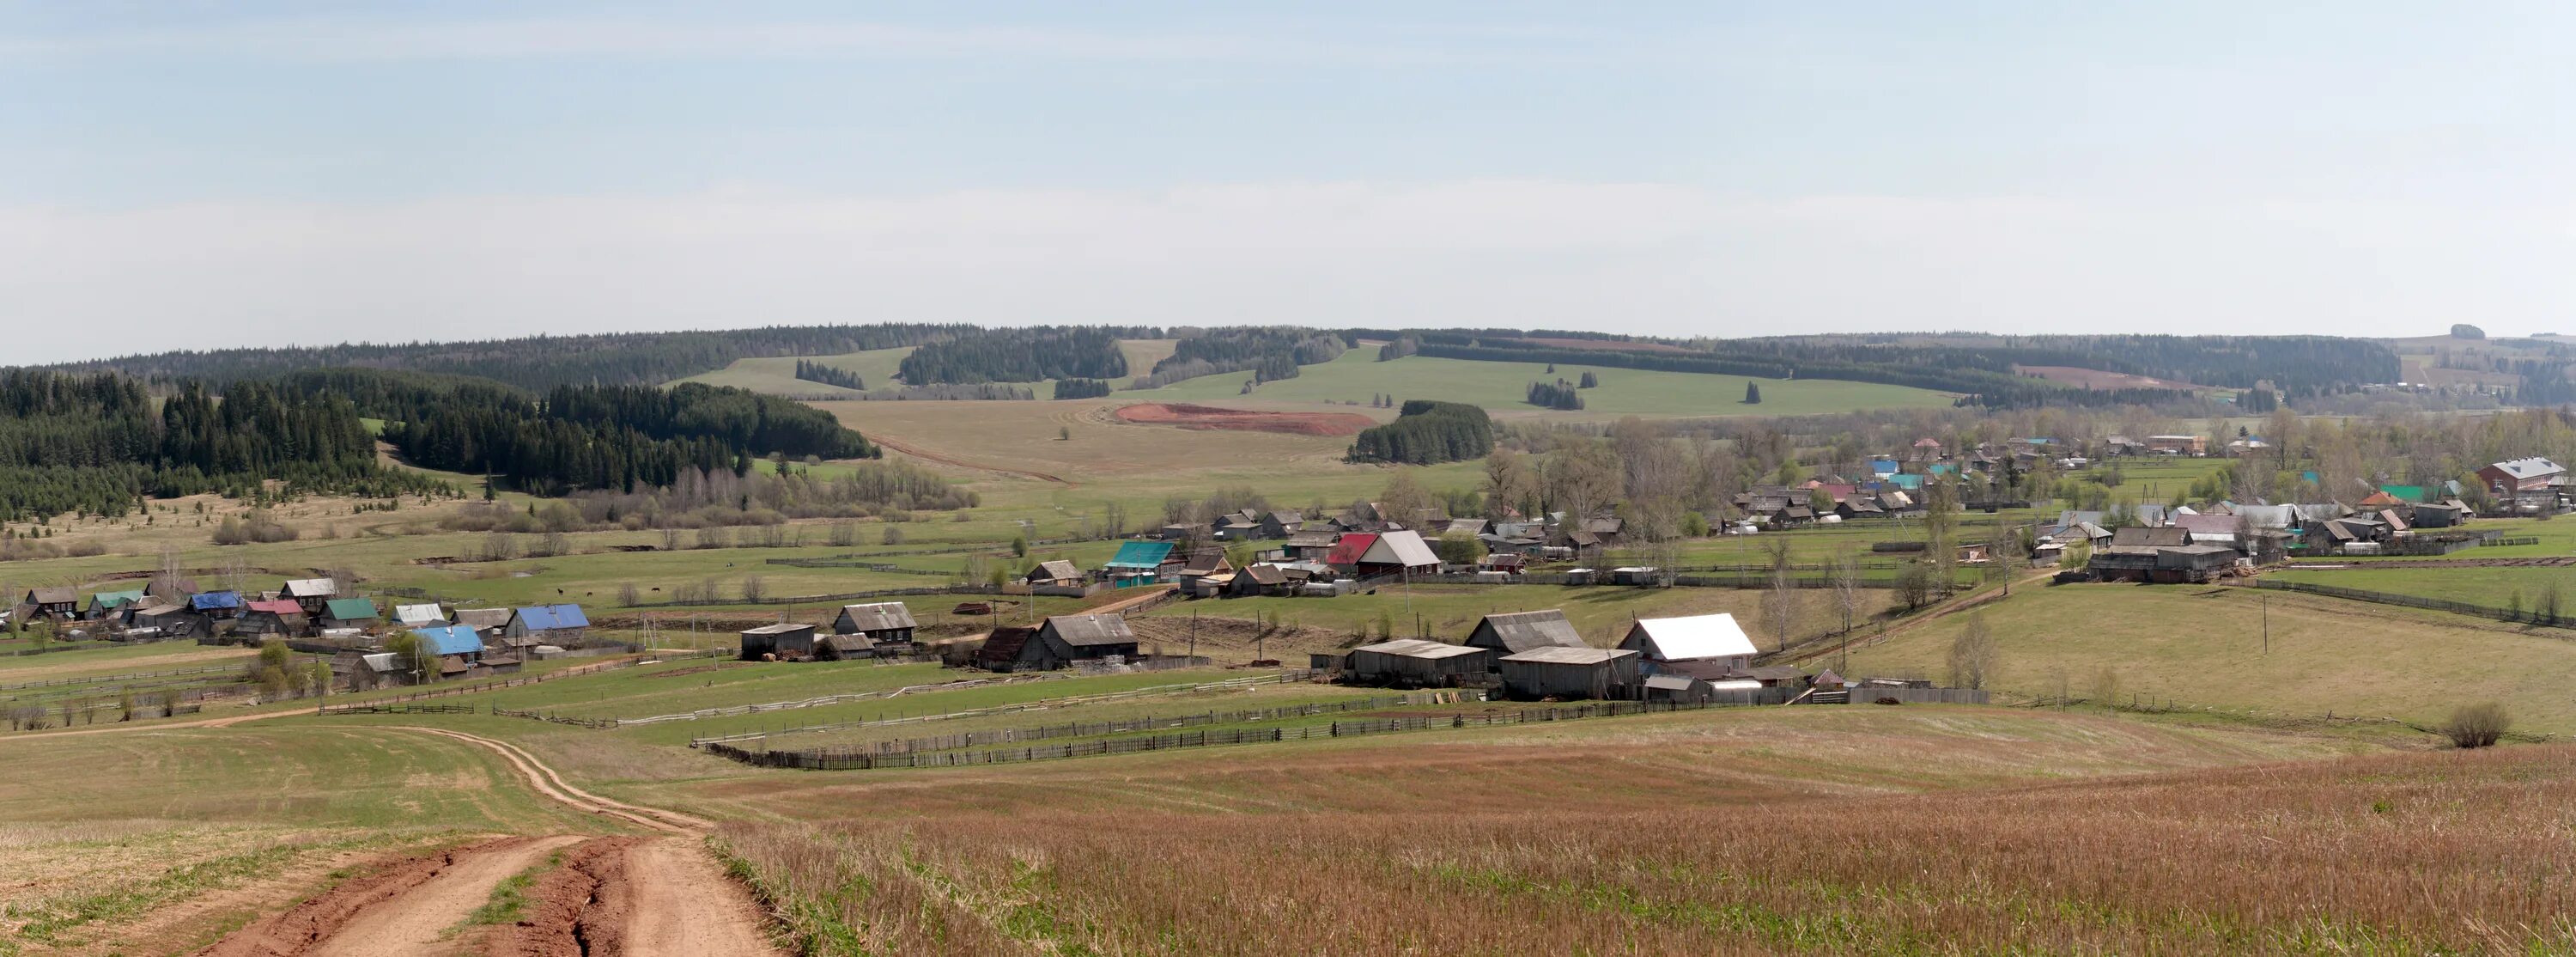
1325, 533, 1377, 566
189, 590, 243, 611
1471, 609, 1586, 653
452, 608, 512, 629
1105, 540, 1176, 570
411, 625, 483, 656
837, 601, 918, 631
1042, 613, 1136, 647
1352, 638, 1487, 660
392, 603, 446, 625
1624, 614, 1756, 661
322, 598, 379, 620
1363, 530, 1440, 568
2488, 457, 2564, 480
742, 623, 815, 635
513, 604, 590, 631
1499, 646, 1637, 666
89, 589, 147, 608
281, 578, 336, 598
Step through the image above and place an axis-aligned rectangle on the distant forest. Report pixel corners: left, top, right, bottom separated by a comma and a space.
1053, 378, 1112, 400
1349, 400, 1493, 465
0, 369, 443, 521
896, 326, 1151, 385
375, 381, 878, 495
52, 325, 973, 392
1132, 327, 1347, 389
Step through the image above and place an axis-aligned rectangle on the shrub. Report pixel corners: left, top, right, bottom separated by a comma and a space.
2442, 702, 2511, 749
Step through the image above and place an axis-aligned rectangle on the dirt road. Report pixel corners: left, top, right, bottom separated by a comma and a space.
197, 728, 779, 956
870, 432, 1074, 485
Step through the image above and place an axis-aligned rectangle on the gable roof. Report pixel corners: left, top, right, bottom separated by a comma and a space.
189, 590, 243, 612
1105, 540, 1176, 570
977, 625, 1039, 663
741, 622, 815, 636
392, 603, 446, 625
513, 604, 589, 631
2487, 457, 2564, 480
1500, 646, 1638, 666
1361, 529, 1440, 568
1623, 613, 1757, 661
1325, 533, 1378, 566
452, 607, 513, 629
2108, 526, 2190, 549
410, 625, 483, 656
89, 589, 147, 609
281, 578, 336, 598
1470, 609, 1587, 654
836, 601, 918, 631
2171, 514, 2239, 538
322, 598, 379, 620
1240, 564, 1289, 585
1042, 613, 1136, 647
27, 587, 76, 605
1285, 530, 1339, 548
1029, 559, 1082, 582
1352, 638, 1486, 660
245, 598, 304, 616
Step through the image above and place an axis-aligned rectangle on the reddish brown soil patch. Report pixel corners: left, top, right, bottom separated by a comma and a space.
489, 838, 641, 957
2014, 365, 2199, 390
1115, 403, 1376, 436
196, 839, 507, 957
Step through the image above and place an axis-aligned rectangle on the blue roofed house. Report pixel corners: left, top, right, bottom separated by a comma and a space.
1867, 458, 1900, 478
503, 605, 589, 648
1103, 540, 1176, 587
398, 624, 489, 681
189, 590, 244, 619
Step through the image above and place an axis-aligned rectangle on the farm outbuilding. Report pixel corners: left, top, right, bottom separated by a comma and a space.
978, 614, 1140, 672
1498, 647, 1641, 700
127, 602, 204, 638
450, 607, 513, 638
1617, 614, 1757, 675
831, 602, 918, 649
1346, 639, 1492, 687
1642, 674, 1716, 704
740, 623, 820, 661
392, 603, 446, 628
1463, 609, 1588, 656
1024, 560, 1084, 588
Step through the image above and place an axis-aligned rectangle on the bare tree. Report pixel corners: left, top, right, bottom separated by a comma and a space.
1946, 613, 1997, 690
1761, 562, 1799, 653
1831, 556, 1862, 637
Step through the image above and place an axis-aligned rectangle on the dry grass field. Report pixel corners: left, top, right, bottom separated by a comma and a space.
703, 705, 2573, 956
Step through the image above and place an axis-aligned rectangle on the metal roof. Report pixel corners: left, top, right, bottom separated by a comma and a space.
1042, 613, 1136, 647
1643, 674, 1705, 691
392, 603, 446, 625
1105, 540, 1176, 570
1470, 609, 1586, 653
513, 604, 590, 631
1623, 614, 1756, 661
1325, 533, 1377, 566
452, 607, 512, 629
1499, 646, 1637, 666
1363, 530, 1441, 568
2488, 457, 2564, 480
246, 599, 304, 616
1352, 638, 1487, 660
410, 625, 483, 656
836, 601, 918, 631
89, 589, 147, 608
741, 622, 815, 635
281, 578, 337, 598
322, 598, 379, 620
189, 590, 243, 611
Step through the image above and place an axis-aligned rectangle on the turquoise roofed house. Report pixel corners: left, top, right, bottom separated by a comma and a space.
87, 589, 148, 619
1888, 473, 1924, 491
320, 598, 380, 630
1104, 540, 1176, 587
2378, 485, 2431, 503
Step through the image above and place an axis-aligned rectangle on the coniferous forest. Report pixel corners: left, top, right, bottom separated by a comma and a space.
896, 326, 1146, 384
383, 381, 878, 495
793, 360, 866, 391
1348, 400, 1494, 465
0, 370, 441, 521
1052, 378, 1113, 399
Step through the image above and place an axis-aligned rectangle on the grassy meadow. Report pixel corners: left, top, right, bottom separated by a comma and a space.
1143, 345, 1959, 420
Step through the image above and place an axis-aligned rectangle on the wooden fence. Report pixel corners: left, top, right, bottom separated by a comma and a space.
0, 661, 248, 692
690, 671, 1319, 747
312, 647, 729, 710
622, 584, 998, 609
706, 691, 1986, 771
2250, 578, 2576, 631
316, 702, 479, 716
817, 695, 1420, 758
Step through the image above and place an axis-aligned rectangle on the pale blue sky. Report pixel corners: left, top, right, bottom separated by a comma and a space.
3, 3, 2571, 362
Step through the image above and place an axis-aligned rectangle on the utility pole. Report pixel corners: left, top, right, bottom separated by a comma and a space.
2263, 592, 2269, 655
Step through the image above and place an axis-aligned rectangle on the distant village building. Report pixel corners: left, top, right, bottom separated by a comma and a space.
1498, 647, 1640, 700
234, 599, 308, 637
86, 589, 147, 621
738, 622, 820, 661
279, 578, 337, 616
1346, 639, 1492, 686
1617, 613, 1758, 675
977, 614, 1139, 673
189, 590, 245, 620
319, 598, 380, 632
1462, 609, 1589, 656
392, 603, 447, 628
21, 588, 78, 620
504, 605, 590, 646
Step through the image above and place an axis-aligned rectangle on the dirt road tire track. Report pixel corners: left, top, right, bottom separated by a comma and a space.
387, 726, 710, 833
195, 837, 541, 957
868, 432, 1072, 485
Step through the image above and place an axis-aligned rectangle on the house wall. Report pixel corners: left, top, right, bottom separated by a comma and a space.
1348, 649, 1490, 685
1499, 656, 1639, 700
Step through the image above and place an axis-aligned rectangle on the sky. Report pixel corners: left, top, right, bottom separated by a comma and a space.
3, 2, 2573, 363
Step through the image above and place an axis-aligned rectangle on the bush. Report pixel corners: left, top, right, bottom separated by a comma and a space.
2442, 702, 2511, 748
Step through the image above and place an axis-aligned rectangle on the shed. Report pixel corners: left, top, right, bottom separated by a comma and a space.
1463, 609, 1588, 656
975, 625, 1043, 672
739, 623, 820, 661
1617, 613, 1757, 674
1642, 674, 1716, 704
817, 633, 879, 661
1346, 639, 1493, 686
1498, 647, 1641, 700
1036, 613, 1139, 665
831, 602, 918, 647
1230, 563, 1295, 597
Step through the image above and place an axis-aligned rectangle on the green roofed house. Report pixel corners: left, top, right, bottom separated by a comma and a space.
1103, 540, 1176, 587
320, 598, 381, 631
2378, 485, 2431, 504
86, 589, 149, 621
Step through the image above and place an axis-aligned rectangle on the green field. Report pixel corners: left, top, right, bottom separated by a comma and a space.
2268, 565, 2576, 610
1141, 347, 1959, 419
1844, 582, 2576, 735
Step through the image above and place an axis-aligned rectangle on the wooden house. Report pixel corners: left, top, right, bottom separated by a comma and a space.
319, 598, 380, 632
1228, 563, 1297, 597
1617, 614, 1757, 676
450, 607, 513, 639
739, 623, 820, 661
831, 601, 918, 645
86, 589, 148, 621
503, 605, 589, 646
188, 590, 245, 620
1024, 560, 1084, 588
1255, 509, 1307, 539
1463, 609, 1587, 657
234, 599, 308, 637
279, 578, 337, 616
392, 603, 447, 628
1498, 647, 1640, 700
21, 587, 77, 620
127, 602, 204, 637
410, 625, 487, 680
977, 614, 1139, 672
1103, 541, 1176, 586
1283, 531, 1339, 562
1346, 639, 1492, 686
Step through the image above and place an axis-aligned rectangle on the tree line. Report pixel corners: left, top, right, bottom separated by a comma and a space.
1053, 378, 1112, 399
1348, 400, 1494, 465
896, 326, 1149, 385
379, 380, 878, 495
1527, 380, 1585, 411
1132, 327, 1348, 389
52, 324, 975, 392
793, 360, 866, 391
